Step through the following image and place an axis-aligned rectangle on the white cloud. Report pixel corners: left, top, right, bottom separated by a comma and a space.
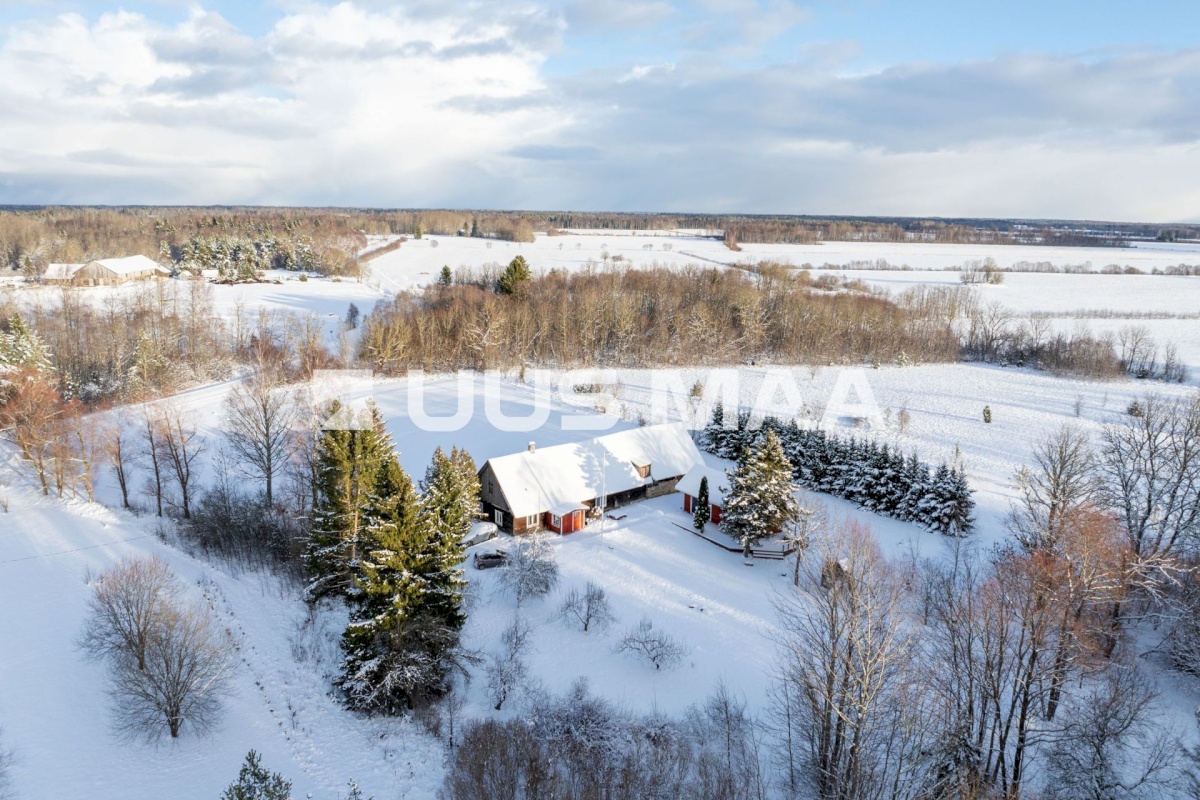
0, 2, 1197, 220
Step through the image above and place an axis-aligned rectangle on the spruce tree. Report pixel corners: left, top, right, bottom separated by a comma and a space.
221, 750, 292, 800
438, 265, 453, 286
0, 314, 52, 373
416, 446, 479, 630
693, 475, 711, 530
339, 446, 480, 712
338, 456, 425, 712
305, 402, 401, 601
721, 430, 799, 558
496, 255, 530, 295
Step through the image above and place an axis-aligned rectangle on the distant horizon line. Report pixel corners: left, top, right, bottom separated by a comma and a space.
1, 204, 1197, 229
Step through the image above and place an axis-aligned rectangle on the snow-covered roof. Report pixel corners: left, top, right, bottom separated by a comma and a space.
89, 255, 169, 275
483, 423, 702, 518
44, 263, 84, 281
676, 464, 729, 507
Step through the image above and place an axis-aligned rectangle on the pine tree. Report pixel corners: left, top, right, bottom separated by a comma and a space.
721, 430, 799, 558
693, 475, 711, 530
221, 750, 292, 800
305, 402, 402, 601
438, 265, 453, 286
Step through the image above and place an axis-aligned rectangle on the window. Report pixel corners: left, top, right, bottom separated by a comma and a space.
526, 514, 539, 528
494, 509, 504, 526
551, 514, 562, 529
487, 480, 494, 495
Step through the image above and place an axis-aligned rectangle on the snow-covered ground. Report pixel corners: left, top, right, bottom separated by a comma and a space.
6, 363, 1198, 798
5, 228, 1200, 796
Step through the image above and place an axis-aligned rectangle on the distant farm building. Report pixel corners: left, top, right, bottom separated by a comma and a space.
478, 423, 702, 534
677, 464, 728, 525
43, 256, 171, 286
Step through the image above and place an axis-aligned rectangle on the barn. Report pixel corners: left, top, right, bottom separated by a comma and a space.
478, 423, 702, 534
43, 255, 171, 286
677, 464, 728, 525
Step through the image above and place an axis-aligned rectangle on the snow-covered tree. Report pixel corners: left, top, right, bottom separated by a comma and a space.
339, 445, 480, 713
415, 446, 478, 630
221, 750, 292, 800
500, 534, 560, 606
722, 430, 799, 558
305, 402, 400, 601
0, 313, 52, 376
558, 582, 615, 633
615, 617, 686, 670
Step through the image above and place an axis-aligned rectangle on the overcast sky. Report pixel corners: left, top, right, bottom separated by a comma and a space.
1, 0, 1198, 221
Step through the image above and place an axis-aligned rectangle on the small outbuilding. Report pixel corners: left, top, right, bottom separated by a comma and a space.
677, 463, 728, 525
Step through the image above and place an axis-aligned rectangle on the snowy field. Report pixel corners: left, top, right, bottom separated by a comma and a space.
361, 231, 1200, 376
4, 231, 1200, 797
4, 363, 1199, 798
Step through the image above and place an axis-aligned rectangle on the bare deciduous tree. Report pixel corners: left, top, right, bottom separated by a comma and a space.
1009, 424, 1099, 551
110, 599, 233, 740
1044, 660, 1180, 800
1097, 393, 1200, 564
615, 617, 686, 671
155, 403, 205, 520
776, 520, 931, 800
224, 371, 297, 507
487, 616, 532, 711
0, 726, 12, 800
103, 415, 133, 510
138, 408, 166, 517
558, 581, 615, 633
78, 556, 182, 672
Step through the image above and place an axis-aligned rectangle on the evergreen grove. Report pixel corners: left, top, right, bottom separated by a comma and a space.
305, 401, 482, 712
701, 403, 974, 536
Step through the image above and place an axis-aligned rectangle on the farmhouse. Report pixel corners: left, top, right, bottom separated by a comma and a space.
478, 422, 702, 534
43, 255, 171, 286
677, 463, 728, 525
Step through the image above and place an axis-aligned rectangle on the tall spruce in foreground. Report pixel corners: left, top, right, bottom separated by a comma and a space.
305, 401, 401, 601
721, 430, 799, 558
693, 475, 711, 530
339, 447, 480, 713
338, 456, 424, 712
416, 447, 479, 629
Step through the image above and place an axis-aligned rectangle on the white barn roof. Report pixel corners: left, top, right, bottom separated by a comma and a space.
676, 464, 729, 507
484, 422, 702, 519
89, 255, 169, 275
44, 263, 84, 281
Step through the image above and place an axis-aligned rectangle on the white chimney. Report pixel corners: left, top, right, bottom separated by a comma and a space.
528, 441, 536, 453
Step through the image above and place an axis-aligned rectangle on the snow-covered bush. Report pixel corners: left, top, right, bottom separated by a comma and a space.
499, 534, 559, 606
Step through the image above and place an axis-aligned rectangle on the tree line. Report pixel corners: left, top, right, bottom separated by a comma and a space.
359, 263, 961, 374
